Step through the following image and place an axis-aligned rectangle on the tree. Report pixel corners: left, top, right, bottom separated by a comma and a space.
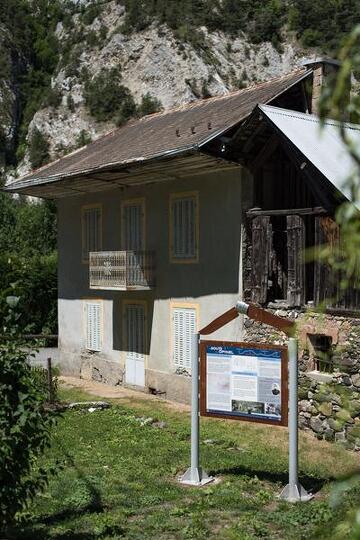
29, 127, 49, 169
84, 68, 136, 124
137, 93, 163, 117
0, 299, 58, 530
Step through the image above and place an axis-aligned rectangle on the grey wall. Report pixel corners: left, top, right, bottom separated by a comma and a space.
56, 165, 253, 398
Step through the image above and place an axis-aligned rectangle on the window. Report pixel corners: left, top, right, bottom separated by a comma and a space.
170, 192, 199, 262
309, 334, 333, 373
121, 198, 145, 250
82, 205, 102, 262
85, 301, 102, 351
172, 305, 197, 369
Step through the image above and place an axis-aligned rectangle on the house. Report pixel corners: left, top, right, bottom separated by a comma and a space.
5, 59, 359, 405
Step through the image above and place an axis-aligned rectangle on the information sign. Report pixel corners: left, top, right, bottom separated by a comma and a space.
200, 341, 288, 426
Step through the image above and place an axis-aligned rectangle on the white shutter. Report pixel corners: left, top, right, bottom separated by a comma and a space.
173, 307, 196, 369
86, 302, 101, 351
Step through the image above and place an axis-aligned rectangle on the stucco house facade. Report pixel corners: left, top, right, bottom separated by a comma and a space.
6, 60, 360, 406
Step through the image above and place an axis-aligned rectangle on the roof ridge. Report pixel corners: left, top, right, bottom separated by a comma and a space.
138, 67, 309, 122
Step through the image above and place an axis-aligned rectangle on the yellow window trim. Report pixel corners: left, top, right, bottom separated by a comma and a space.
169, 191, 199, 264
81, 203, 103, 264
122, 299, 148, 369
121, 197, 146, 250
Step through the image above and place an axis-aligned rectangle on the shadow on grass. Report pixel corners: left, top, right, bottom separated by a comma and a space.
5, 450, 125, 540
208, 465, 332, 494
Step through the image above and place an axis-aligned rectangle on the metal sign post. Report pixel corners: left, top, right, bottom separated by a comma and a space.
179, 301, 313, 500
180, 333, 213, 486
279, 338, 312, 502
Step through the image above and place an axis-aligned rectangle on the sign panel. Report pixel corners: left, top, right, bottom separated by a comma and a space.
200, 341, 288, 426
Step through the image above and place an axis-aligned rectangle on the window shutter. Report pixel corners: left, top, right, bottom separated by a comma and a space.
86, 302, 101, 351
173, 307, 196, 369
287, 215, 305, 307
123, 203, 144, 250
251, 216, 272, 304
172, 196, 197, 259
82, 207, 102, 261
126, 304, 145, 361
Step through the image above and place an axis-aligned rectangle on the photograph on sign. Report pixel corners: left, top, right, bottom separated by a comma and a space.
200, 341, 288, 426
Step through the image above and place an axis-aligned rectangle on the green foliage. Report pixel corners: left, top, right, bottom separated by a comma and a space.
0, 302, 58, 529
318, 26, 360, 289
29, 128, 49, 170
288, 0, 360, 53
137, 93, 163, 117
84, 68, 136, 123
121, 0, 285, 47
76, 129, 92, 148
5, 385, 360, 538
0, 195, 57, 335
80, 2, 102, 26
42, 86, 62, 109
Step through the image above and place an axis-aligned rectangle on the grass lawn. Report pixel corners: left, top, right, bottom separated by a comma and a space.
7, 385, 360, 540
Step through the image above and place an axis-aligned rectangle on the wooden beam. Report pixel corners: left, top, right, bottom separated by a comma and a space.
247, 303, 295, 336
248, 134, 279, 173
246, 206, 327, 217
199, 307, 239, 335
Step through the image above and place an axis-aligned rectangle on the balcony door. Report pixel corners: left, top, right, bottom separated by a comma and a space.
121, 199, 145, 251
124, 302, 146, 387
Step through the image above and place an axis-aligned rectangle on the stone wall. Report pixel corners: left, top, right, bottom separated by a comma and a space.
243, 307, 360, 450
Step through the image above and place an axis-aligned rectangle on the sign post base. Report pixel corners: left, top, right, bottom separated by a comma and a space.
179, 467, 214, 487
279, 483, 313, 503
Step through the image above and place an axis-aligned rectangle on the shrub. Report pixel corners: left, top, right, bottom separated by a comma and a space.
76, 130, 92, 148
42, 86, 62, 109
67, 94, 75, 112
29, 128, 50, 170
137, 93, 163, 117
84, 68, 136, 124
0, 300, 58, 530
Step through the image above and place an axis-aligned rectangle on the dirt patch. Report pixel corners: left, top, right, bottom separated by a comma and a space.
59, 376, 190, 412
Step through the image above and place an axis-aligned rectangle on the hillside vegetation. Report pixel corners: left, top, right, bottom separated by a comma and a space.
1, 0, 359, 173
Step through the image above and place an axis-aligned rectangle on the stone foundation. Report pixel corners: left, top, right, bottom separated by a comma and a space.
243, 307, 360, 449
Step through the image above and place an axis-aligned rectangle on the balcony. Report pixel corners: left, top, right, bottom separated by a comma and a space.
89, 251, 155, 291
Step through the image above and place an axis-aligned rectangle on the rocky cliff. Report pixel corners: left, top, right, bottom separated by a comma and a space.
0, 0, 326, 180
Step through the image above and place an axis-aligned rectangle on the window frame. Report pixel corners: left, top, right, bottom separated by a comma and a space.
169, 191, 199, 264
81, 203, 103, 264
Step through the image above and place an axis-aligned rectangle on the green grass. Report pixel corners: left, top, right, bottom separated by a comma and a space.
7, 386, 360, 540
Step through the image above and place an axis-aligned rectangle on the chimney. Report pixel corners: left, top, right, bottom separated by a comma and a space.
302, 58, 350, 117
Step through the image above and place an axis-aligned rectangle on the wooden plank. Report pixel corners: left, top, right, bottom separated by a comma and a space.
287, 215, 305, 307
247, 304, 296, 336
199, 307, 238, 335
251, 216, 271, 304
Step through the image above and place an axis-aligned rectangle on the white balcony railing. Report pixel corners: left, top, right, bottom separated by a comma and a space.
89, 251, 155, 290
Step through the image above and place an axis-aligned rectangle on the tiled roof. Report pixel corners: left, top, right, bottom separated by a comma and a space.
7, 68, 310, 187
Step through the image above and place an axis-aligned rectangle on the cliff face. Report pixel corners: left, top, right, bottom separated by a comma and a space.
1, 0, 310, 180
0, 23, 25, 168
